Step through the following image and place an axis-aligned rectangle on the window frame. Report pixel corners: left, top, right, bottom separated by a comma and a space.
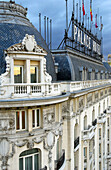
16, 110, 27, 131
30, 65, 38, 83
19, 149, 41, 170
32, 108, 41, 129
14, 65, 24, 83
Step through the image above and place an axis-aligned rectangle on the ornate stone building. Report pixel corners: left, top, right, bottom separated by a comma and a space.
0, 1, 111, 170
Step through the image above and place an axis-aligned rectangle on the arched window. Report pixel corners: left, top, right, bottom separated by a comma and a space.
19, 148, 41, 170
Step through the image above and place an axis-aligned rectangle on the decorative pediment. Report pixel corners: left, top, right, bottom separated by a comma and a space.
6, 34, 47, 54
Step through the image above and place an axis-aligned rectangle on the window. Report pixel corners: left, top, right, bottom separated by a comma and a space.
14, 66, 23, 83
30, 66, 38, 83
32, 109, 40, 128
19, 148, 41, 170
16, 111, 27, 130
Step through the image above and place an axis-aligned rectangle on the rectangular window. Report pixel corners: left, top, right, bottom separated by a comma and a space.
30, 66, 38, 83
16, 111, 27, 130
14, 66, 23, 83
32, 109, 40, 128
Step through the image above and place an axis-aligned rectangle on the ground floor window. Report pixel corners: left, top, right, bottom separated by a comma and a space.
19, 149, 41, 170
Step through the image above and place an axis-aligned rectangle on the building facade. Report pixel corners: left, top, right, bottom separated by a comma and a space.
0, 1, 111, 170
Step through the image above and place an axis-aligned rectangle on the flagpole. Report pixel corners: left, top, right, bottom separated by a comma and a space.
65, 0, 68, 31
76, 3, 78, 22
79, 0, 81, 24
72, 0, 75, 41
88, 16, 89, 31
85, 14, 87, 29
90, 0, 92, 32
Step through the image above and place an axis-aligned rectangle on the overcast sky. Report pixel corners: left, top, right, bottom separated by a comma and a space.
4, 0, 111, 60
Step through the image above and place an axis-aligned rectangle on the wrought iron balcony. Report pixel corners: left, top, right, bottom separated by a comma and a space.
92, 119, 97, 126
55, 150, 65, 170
40, 166, 47, 170
74, 137, 79, 149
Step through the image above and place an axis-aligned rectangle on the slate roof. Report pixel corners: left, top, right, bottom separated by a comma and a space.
54, 51, 109, 81
103, 62, 111, 72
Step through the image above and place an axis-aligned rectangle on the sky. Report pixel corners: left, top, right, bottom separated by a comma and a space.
3, 0, 111, 60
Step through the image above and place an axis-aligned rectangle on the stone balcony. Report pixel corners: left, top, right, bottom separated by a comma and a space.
55, 150, 65, 170
82, 126, 95, 140
0, 79, 110, 99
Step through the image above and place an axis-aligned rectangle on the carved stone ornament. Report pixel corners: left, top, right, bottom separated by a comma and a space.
27, 140, 34, 149
0, 138, 15, 170
6, 34, 46, 54
0, 138, 10, 157
0, 55, 10, 85
47, 132, 54, 147
33, 137, 43, 144
0, 117, 15, 132
15, 140, 28, 147
43, 132, 55, 150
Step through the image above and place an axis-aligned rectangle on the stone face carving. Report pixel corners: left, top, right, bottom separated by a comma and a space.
43, 106, 55, 127
0, 117, 15, 133
7, 34, 46, 54
27, 140, 34, 149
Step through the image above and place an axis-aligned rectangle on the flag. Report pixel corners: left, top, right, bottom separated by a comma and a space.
82, 0, 85, 16
90, 0, 93, 21
95, 14, 98, 28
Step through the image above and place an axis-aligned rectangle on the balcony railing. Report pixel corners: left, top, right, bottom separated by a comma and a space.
40, 166, 47, 170
92, 119, 97, 126
0, 79, 110, 99
55, 150, 65, 170
74, 137, 79, 149
82, 126, 95, 140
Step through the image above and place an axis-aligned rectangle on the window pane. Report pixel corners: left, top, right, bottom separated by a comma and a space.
14, 66, 23, 83
16, 111, 20, 130
32, 110, 35, 128
19, 158, 23, 170
30, 66, 38, 83
25, 156, 32, 170
37, 109, 40, 127
20, 149, 39, 157
22, 111, 25, 129
34, 154, 39, 170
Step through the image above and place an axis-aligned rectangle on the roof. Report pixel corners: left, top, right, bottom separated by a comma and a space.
53, 49, 109, 81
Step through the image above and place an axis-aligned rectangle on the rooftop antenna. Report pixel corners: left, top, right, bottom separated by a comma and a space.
39, 13, 41, 34
44, 16, 46, 42
65, 0, 68, 31
47, 17, 49, 46
50, 19, 52, 50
